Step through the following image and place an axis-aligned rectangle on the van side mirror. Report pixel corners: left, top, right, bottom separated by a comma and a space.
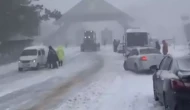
150, 65, 158, 72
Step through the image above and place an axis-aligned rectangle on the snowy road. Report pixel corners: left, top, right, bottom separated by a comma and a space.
54, 45, 188, 110
0, 45, 188, 110
0, 47, 104, 110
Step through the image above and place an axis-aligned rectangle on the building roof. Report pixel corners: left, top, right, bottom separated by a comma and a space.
55, 0, 132, 24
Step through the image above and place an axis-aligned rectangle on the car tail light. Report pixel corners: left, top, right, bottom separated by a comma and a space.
141, 56, 147, 61
171, 79, 185, 90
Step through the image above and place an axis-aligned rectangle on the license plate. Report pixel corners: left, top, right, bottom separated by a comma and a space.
23, 64, 30, 67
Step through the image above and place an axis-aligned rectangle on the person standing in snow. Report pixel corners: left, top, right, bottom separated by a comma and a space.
113, 39, 117, 52
47, 46, 59, 69
155, 41, 161, 51
56, 46, 64, 66
162, 40, 168, 55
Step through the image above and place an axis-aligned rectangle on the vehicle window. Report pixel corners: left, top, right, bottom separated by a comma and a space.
126, 32, 148, 47
162, 57, 172, 70
41, 49, 45, 55
140, 48, 161, 54
177, 56, 190, 71
159, 57, 168, 70
21, 49, 37, 56
170, 60, 178, 74
129, 49, 138, 56
38, 51, 41, 56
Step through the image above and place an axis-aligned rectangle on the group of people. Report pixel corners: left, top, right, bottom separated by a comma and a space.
113, 39, 120, 52
47, 46, 64, 69
155, 40, 168, 55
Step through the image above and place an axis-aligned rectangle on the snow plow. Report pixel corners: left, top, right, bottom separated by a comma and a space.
80, 30, 100, 52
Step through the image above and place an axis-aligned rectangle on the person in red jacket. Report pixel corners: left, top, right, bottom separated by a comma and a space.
162, 40, 168, 55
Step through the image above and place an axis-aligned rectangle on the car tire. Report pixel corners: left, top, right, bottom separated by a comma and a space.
18, 68, 23, 72
123, 61, 128, 71
134, 63, 139, 73
175, 105, 181, 110
34, 63, 40, 70
163, 94, 169, 110
153, 84, 159, 101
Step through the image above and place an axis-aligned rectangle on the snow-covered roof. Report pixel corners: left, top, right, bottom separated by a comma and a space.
24, 45, 47, 50
55, 0, 132, 24
126, 29, 148, 33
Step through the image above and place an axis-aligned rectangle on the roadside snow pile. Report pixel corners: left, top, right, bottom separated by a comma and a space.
168, 45, 189, 57
0, 62, 17, 75
94, 73, 163, 110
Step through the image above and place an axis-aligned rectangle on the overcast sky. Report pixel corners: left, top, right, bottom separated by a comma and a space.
35, 0, 190, 44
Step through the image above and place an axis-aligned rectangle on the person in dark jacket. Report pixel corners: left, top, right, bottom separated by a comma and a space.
113, 39, 117, 52
155, 41, 161, 51
162, 40, 168, 55
47, 46, 59, 69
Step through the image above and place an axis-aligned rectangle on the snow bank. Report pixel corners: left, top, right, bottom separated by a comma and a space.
168, 45, 189, 57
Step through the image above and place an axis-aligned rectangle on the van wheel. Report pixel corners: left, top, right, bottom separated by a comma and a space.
34, 63, 40, 70
123, 61, 128, 71
18, 68, 23, 72
163, 93, 169, 110
134, 63, 139, 73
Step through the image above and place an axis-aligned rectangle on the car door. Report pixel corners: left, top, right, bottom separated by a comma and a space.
153, 57, 166, 93
157, 57, 172, 103
127, 49, 138, 69
130, 49, 139, 70
41, 49, 46, 64
155, 56, 168, 100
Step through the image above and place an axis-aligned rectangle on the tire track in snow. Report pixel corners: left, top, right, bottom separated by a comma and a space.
55, 46, 125, 110
17, 53, 104, 110
0, 51, 81, 86
0, 52, 94, 110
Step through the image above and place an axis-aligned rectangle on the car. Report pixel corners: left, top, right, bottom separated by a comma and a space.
123, 47, 163, 73
18, 45, 49, 71
150, 55, 190, 110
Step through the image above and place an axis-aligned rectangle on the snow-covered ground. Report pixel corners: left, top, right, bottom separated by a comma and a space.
56, 45, 189, 110
0, 46, 97, 110
0, 46, 79, 76
0, 45, 188, 110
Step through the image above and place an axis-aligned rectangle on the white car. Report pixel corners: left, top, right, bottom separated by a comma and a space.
18, 45, 49, 71
123, 47, 163, 73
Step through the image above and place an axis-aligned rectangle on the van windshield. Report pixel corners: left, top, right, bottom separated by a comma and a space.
21, 49, 37, 56
126, 32, 148, 47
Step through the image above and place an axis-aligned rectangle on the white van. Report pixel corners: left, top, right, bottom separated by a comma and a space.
18, 45, 49, 71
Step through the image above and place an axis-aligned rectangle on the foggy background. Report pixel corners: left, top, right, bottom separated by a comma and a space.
35, 0, 190, 45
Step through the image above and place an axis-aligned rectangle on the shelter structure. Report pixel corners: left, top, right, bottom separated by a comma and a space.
46, 0, 133, 45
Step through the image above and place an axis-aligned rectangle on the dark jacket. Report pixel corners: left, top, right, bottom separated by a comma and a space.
155, 41, 161, 50
47, 47, 59, 63
162, 40, 168, 55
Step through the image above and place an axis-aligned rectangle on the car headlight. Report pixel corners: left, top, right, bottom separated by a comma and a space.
32, 59, 36, 63
18, 60, 21, 63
